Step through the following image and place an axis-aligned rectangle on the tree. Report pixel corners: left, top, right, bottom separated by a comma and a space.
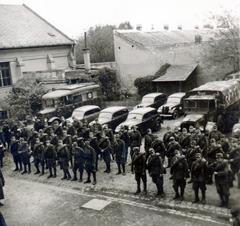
118, 21, 133, 30
5, 78, 47, 120
75, 22, 133, 64
75, 25, 116, 64
204, 11, 240, 73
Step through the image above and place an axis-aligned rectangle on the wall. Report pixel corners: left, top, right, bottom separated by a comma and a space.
0, 45, 73, 101
114, 34, 234, 93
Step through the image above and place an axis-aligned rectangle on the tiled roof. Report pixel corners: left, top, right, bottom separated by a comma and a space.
153, 64, 198, 82
0, 4, 74, 49
114, 29, 215, 49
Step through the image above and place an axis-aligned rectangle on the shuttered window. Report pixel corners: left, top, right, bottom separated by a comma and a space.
0, 62, 12, 87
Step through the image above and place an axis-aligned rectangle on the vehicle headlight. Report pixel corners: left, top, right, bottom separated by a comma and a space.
158, 106, 163, 113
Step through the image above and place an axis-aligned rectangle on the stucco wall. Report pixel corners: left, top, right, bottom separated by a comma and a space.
114, 34, 234, 93
0, 45, 73, 101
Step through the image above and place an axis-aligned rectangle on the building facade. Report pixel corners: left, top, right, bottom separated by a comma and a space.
113, 29, 234, 93
0, 4, 75, 115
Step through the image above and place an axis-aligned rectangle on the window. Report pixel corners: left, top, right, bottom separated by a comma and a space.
143, 111, 155, 120
72, 94, 82, 103
0, 62, 12, 87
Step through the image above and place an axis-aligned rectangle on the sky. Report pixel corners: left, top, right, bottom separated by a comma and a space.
0, 0, 240, 39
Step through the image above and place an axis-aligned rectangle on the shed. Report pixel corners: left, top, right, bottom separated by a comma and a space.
152, 64, 198, 95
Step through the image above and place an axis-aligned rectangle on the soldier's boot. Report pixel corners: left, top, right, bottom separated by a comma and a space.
47, 168, 53, 179
116, 164, 122, 175
66, 170, 71, 180
223, 195, 229, 208
21, 165, 27, 174
193, 190, 200, 203
173, 186, 180, 199
92, 172, 97, 185
201, 190, 206, 204
180, 186, 185, 201
143, 181, 147, 195
41, 164, 45, 175
84, 173, 91, 184
71, 171, 77, 181
79, 171, 83, 182
34, 165, 40, 174
135, 181, 141, 195
122, 164, 126, 175
13, 161, 19, 171
106, 162, 111, 173
28, 164, 31, 174
219, 193, 225, 207
61, 171, 67, 180
52, 168, 56, 178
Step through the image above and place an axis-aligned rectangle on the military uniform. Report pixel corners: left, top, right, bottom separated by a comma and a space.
166, 139, 182, 167
72, 145, 85, 181
114, 138, 126, 175
32, 142, 45, 175
44, 143, 57, 178
58, 144, 71, 179
151, 139, 166, 163
132, 150, 147, 194
190, 155, 208, 204
99, 137, 112, 173
212, 153, 230, 207
170, 154, 188, 200
84, 144, 97, 185
10, 139, 22, 171
147, 152, 165, 196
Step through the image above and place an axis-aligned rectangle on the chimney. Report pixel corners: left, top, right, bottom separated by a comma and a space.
163, 24, 169, 30
136, 24, 142, 31
82, 32, 91, 72
177, 25, 182, 30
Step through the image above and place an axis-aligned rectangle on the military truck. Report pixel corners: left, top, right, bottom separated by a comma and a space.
182, 80, 240, 132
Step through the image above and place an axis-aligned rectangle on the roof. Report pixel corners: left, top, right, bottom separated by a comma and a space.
42, 83, 99, 99
153, 64, 198, 82
185, 95, 215, 100
182, 114, 204, 122
73, 105, 100, 112
143, 93, 165, 98
129, 107, 156, 115
0, 4, 74, 49
191, 80, 240, 93
114, 29, 215, 50
100, 106, 128, 113
169, 92, 186, 98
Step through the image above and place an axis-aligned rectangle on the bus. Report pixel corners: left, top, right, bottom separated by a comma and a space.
38, 83, 102, 119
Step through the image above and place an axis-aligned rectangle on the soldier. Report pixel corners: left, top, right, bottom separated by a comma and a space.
71, 142, 85, 182
189, 153, 208, 204
151, 138, 166, 163
146, 148, 165, 197
62, 130, 73, 167
170, 150, 188, 200
39, 129, 48, 146
10, 136, 21, 171
212, 152, 230, 207
131, 147, 147, 194
166, 136, 182, 168
0, 142, 5, 168
144, 129, 157, 160
129, 126, 142, 159
114, 134, 126, 175
19, 140, 31, 174
89, 135, 101, 171
32, 138, 45, 175
99, 135, 112, 173
58, 140, 71, 180
229, 142, 240, 188
119, 126, 130, 163
209, 125, 222, 142
84, 141, 97, 185
207, 138, 223, 184
179, 127, 191, 153
44, 140, 57, 178
66, 120, 76, 136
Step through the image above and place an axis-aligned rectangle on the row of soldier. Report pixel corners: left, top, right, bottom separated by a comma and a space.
1, 118, 240, 208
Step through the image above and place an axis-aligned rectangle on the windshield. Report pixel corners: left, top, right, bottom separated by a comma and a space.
127, 113, 142, 122
72, 110, 84, 119
167, 97, 180, 104
98, 112, 112, 123
184, 99, 215, 113
44, 99, 55, 108
141, 97, 154, 105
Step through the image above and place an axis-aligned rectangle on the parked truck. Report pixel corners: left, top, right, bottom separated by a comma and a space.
182, 80, 240, 132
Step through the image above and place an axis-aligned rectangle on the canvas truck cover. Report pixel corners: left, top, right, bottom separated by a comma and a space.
185, 80, 240, 109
